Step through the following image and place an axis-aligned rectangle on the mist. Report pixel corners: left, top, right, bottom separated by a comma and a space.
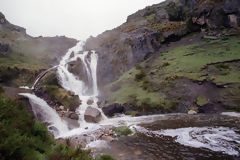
0, 0, 163, 40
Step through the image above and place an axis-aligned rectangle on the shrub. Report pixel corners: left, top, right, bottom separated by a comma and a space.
113, 126, 133, 136
162, 62, 170, 67
215, 64, 230, 70
135, 70, 146, 81
32, 121, 49, 140
0, 85, 4, 94
96, 155, 115, 160
196, 96, 208, 106
127, 94, 138, 105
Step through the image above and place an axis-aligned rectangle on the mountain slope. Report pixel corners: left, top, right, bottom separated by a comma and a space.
0, 12, 77, 86
83, 0, 240, 114
104, 35, 240, 114
84, 0, 240, 86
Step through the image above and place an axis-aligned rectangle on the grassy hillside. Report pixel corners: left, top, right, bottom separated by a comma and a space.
104, 35, 240, 114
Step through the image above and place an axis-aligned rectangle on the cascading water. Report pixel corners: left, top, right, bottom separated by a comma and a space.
90, 51, 99, 96
19, 41, 240, 157
57, 41, 106, 126
31, 65, 58, 89
19, 93, 69, 137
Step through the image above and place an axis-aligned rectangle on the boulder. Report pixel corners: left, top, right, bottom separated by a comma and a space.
66, 112, 79, 120
87, 99, 94, 105
0, 43, 10, 55
102, 103, 125, 117
59, 105, 64, 110
84, 107, 101, 123
188, 110, 197, 115
69, 112, 79, 120
228, 14, 238, 28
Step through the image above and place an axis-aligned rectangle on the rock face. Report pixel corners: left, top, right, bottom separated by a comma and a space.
84, 107, 102, 123
188, 110, 197, 115
84, 0, 240, 86
68, 112, 79, 120
102, 103, 125, 117
0, 43, 10, 55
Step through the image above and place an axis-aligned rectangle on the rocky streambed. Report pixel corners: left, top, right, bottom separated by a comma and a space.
78, 113, 240, 160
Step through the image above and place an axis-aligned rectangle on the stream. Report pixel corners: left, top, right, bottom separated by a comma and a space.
19, 42, 240, 159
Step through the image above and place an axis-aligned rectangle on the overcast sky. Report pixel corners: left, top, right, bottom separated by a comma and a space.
1, 0, 163, 40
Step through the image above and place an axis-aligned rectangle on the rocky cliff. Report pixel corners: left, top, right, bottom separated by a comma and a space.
83, 0, 240, 115
84, 0, 240, 86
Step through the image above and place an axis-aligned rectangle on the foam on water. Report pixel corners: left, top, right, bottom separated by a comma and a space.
134, 126, 240, 156
221, 112, 240, 118
19, 86, 30, 89
86, 140, 110, 149
19, 93, 69, 137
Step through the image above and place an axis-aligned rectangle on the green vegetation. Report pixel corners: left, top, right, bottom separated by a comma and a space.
0, 29, 48, 70
113, 126, 133, 136
105, 36, 240, 112
196, 96, 208, 106
42, 84, 80, 111
0, 24, 76, 86
158, 37, 240, 85
0, 95, 92, 160
0, 66, 38, 86
96, 155, 115, 160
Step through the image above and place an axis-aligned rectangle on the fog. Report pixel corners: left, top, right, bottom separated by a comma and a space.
0, 0, 163, 40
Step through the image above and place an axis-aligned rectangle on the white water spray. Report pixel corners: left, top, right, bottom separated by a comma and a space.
135, 126, 240, 156
19, 93, 69, 137
57, 41, 107, 127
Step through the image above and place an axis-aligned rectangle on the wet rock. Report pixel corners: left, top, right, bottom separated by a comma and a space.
59, 105, 64, 110
101, 135, 115, 142
48, 126, 59, 135
87, 99, 94, 105
62, 116, 79, 129
68, 112, 79, 120
228, 14, 238, 28
0, 43, 10, 55
188, 110, 197, 115
102, 103, 125, 117
66, 112, 79, 120
84, 107, 101, 123
68, 59, 89, 83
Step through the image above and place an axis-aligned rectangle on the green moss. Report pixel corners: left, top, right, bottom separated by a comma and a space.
125, 111, 139, 117
157, 37, 240, 84
105, 36, 240, 112
96, 155, 115, 160
43, 85, 80, 111
146, 13, 156, 22
0, 85, 4, 94
113, 126, 133, 136
196, 96, 208, 106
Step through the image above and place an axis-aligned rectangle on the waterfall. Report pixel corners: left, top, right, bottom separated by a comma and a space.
57, 41, 106, 126
19, 93, 69, 137
19, 42, 166, 139
90, 51, 99, 96
31, 65, 58, 89
57, 42, 99, 97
